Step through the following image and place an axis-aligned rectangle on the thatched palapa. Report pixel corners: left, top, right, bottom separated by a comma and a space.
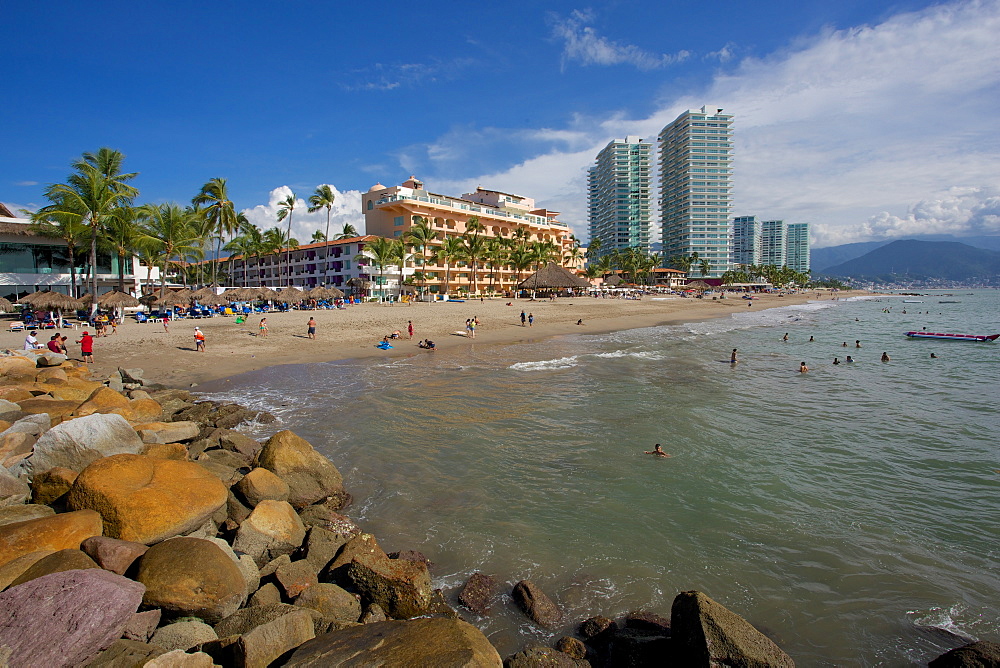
516, 262, 590, 290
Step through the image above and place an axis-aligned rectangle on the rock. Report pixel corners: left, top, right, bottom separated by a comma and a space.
255, 430, 347, 509
213, 406, 259, 430
388, 549, 432, 569
30, 466, 78, 505
555, 636, 588, 659
0, 466, 29, 508
14, 397, 80, 425
0, 432, 37, 465
512, 580, 562, 629
80, 535, 149, 575
134, 421, 200, 444
232, 499, 306, 567
226, 490, 252, 527
458, 572, 496, 616
0, 399, 22, 421
67, 454, 227, 544
0, 356, 38, 377
145, 649, 217, 667
135, 537, 247, 623
119, 368, 145, 384
323, 532, 387, 582
300, 526, 351, 573
0, 569, 145, 668
0, 412, 50, 437
0, 550, 54, 590
196, 458, 245, 485
198, 447, 252, 471
283, 617, 502, 667
0, 509, 103, 570
624, 609, 671, 634
360, 603, 387, 624
202, 536, 260, 600
19, 413, 144, 475
506, 646, 584, 667
294, 582, 361, 625
671, 590, 794, 667
344, 551, 433, 619
607, 626, 670, 665
214, 429, 262, 460
213, 603, 316, 667
122, 608, 161, 642
929, 641, 1000, 667
0, 504, 54, 527
235, 467, 289, 507
579, 615, 616, 641
87, 639, 166, 666
6, 548, 100, 588
140, 442, 188, 460
75, 386, 131, 417
35, 367, 68, 383
0, 388, 33, 403
259, 554, 292, 578
35, 351, 68, 367
298, 499, 358, 532
275, 559, 318, 599
127, 398, 163, 423
249, 582, 282, 607
150, 620, 219, 652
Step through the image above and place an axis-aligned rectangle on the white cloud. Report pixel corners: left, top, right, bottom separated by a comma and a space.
342, 59, 477, 92
240, 185, 365, 243
550, 9, 690, 70
414, 0, 1000, 246
14, 181, 39, 187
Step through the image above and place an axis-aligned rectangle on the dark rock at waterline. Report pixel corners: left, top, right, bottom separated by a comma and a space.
671, 590, 794, 667
0, 569, 145, 668
343, 551, 433, 619
606, 627, 671, 667
388, 549, 432, 569
458, 571, 496, 616
512, 580, 562, 629
579, 615, 616, 640
505, 645, 587, 667
282, 617, 502, 666
623, 609, 671, 635
929, 640, 1000, 667
555, 636, 588, 659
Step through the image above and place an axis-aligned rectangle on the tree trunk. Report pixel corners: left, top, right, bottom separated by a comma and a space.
323, 208, 331, 286
89, 222, 98, 316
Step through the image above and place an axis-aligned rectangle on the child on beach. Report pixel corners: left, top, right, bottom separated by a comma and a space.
194, 327, 206, 352
77, 331, 94, 363
259, 318, 268, 338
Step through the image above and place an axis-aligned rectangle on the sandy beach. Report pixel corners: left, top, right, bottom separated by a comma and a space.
1, 292, 865, 387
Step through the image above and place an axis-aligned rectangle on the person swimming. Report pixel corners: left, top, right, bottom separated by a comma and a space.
730, 348, 738, 364
881, 352, 890, 362
782, 333, 789, 342
846, 356, 854, 363
644, 444, 670, 458
930, 352, 937, 358
833, 357, 840, 365
799, 361, 809, 372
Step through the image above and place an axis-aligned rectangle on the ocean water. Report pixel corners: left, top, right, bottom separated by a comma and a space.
199, 290, 1000, 666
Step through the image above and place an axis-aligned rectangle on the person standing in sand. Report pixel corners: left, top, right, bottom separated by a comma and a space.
520, 310, 526, 326
528, 313, 534, 327
407, 320, 413, 339
77, 331, 94, 363
162, 315, 170, 333
259, 318, 268, 338
307, 317, 317, 340
194, 327, 206, 352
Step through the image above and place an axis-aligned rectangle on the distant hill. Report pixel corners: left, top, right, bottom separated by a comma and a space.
812, 234, 1000, 272
817, 239, 1000, 281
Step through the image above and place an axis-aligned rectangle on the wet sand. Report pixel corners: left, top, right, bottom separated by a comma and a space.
2, 292, 867, 387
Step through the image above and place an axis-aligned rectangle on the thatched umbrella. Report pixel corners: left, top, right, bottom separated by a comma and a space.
191, 285, 221, 300
276, 287, 303, 302
0, 297, 13, 313
198, 293, 231, 307
516, 262, 591, 292
685, 280, 712, 291
17, 290, 83, 327
222, 288, 255, 302
306, 286, 344, 300
257, 287, 280, 301
603, 275, 623, 287
97, 291, 140, 309
171, 288, 195, 303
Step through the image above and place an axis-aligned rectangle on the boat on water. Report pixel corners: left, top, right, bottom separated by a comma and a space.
902, 299, 924, 303
905, 331, 999, 342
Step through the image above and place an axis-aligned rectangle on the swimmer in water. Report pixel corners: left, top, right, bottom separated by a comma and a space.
842, 342, 848, 347
799, 361, 809, 373
846, 356, 854, 363
809, 336, 815, 342
881, 352, 890, 362
833, 357, 840, 365
782, 333, 789, 342
930, 352, 938, 358
644, 444, 670, 458
730, 348, 738, 364
856, 340, 862, 348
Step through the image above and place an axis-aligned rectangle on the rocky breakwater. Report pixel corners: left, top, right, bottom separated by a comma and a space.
0, 348, 501, 667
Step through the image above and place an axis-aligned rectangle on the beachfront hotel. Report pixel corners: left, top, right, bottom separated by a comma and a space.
731, 216, 811, 272
658, 105, 734, 278
225, 236, 384, 292
362, 176, 576, 295
587, 136, 653, 257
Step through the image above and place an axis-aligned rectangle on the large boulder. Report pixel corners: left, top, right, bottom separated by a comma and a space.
86, 639, 166, 666
0, 569, 145, 668
671, 590, 794, 667
0, 355, 38, 377
234, 467, 289, 507
150, 620, 219, 652
929, 640, 1000, 667
18, 413, 144, 475
282, 617, 502, 666
294, 582, 362, 626
135, 537, 247, 623
232, 499, 306, 567
458, 572, 496, 616
343, 552, 433, 619
80, 535, 149, 575
0, 466, 29, 508
74, 386, 131, 417
7, 548, 100, 588
275, 559, 318, 599
0, 504, 54, 527
134, 421, 200, 445
14, 397, 80, 425
30, 466, 78, 505
512, 580, 562, 629
67, 454, 227, 544
0, 509, 103, 569
211, 603, 316, 667
0, 550, 55, 590
255, 430, 347, 509
506, 646, 583, 667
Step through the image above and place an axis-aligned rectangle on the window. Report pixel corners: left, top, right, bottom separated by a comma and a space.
367, 201, 373, 211
394, 216, 404, 226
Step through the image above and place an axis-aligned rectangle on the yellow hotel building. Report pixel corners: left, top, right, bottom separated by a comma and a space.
362, 176, 578, 296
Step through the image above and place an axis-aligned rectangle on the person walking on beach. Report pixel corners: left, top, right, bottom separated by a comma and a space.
468, 318, 476, 338
259, 318, 268, 338
520, 310, 526, 326
307, 317, 317, 340
407, 320, 413, 339
77, 331, 94, 363
194, 327, 206, 352
645, 444, 670, 458
528, 313, 534, 327
162, 315, 170, 333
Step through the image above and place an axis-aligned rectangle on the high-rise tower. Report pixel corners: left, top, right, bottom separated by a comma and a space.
658, 106, 733, 277
785, 223, 811, 273
587, 136, 653, 258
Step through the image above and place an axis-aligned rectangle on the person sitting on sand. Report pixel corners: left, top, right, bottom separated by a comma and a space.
644, 444, 670, 458
577, 319, 584, 326
881, 352, 890, 362
799, 361, 809, 372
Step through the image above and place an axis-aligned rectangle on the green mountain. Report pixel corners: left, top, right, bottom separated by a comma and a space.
818, 239, 1000, 282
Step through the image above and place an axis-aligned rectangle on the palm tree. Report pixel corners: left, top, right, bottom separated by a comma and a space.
102, 205, 142, 292
461, 217, 486, 295
225, 222, 264, 287
276, 193, 298, 287
356, 236, 399, 302
507, 245, 535, 292
483, 236, 508, 294
698, 258, 712, 278
336, 223, 359, 240
28, 207, 89, 298
307, 185, 335, 285
192, 178, 239, 288
311, 230, 326, 243
404, 216, 437, 299
391, 239, 412, 301
436, 236, 465, 297
135, 203, 203, 297
585, 237, 603, 262
669, 253, 695, 276
39, 148, 138, 312
260, 227, 288, 287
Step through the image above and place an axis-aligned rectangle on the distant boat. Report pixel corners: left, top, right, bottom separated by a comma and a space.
905, 331, 999, 342
902, 299, 924, 303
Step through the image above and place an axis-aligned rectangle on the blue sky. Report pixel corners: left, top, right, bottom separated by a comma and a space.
4, 0, 999, 248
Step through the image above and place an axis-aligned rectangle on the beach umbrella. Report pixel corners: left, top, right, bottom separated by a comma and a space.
256, 287, 280, 301
198, 293, 231, 306
222, 288, 252, 302
171, 288, 195, 302
686, 280, 712, 291
97, 291, 140, 309
277, 286, 303, 302
603, 275, 624, 287
306, 286, 344, 300
16, 291, 82, 327
192, 285, 221, 300
0, 297, 12, 313
516, 262, 591, 291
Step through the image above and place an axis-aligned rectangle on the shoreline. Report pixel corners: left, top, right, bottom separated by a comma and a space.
1, 292, 871, 388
